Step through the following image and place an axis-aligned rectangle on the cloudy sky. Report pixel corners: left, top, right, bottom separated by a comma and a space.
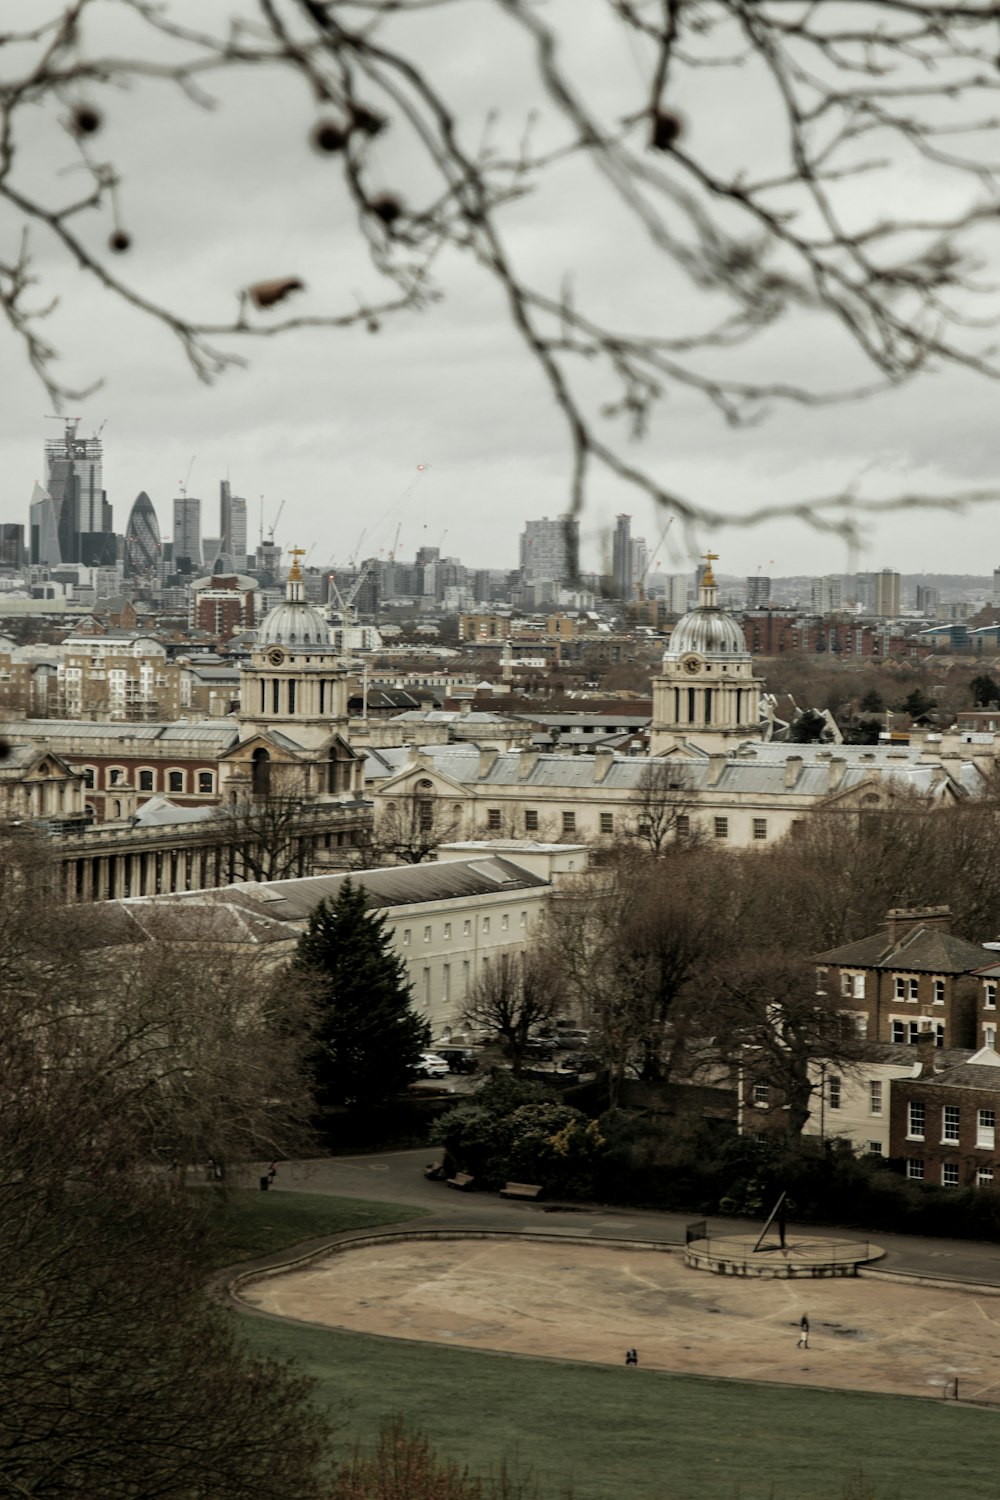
5, 0, 1000, 583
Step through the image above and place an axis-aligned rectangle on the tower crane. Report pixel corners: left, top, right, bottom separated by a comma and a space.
178, 455, 196, 498
636, 516, 675, 603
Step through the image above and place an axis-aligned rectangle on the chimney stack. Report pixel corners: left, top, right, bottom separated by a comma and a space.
885, 905, 951, 947
594, 747, 615, 783
784, 755, 803, 789
478, 746, 499, 778
915, 1025, 937, 1079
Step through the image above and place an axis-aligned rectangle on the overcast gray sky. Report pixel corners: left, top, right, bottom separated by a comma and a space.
5, 0, 1000, 582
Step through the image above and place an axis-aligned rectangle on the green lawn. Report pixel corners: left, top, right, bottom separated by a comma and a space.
206, 1188, 428, 1267
239, 1299, 999, 1500
223, 1195, 1000, 1499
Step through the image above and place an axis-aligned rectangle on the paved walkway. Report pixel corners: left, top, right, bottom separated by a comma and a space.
263, 1148, 1000, 1291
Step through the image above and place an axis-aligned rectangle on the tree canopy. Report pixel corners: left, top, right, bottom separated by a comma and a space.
7, 3, 1000, 543
293, 878, 430, 1108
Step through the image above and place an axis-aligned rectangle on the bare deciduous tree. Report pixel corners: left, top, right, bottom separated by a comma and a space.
628, 760, 700, 854
462, 948, 564, 1075
367, 787, 464, 864
217, 791, 319, 882
705, 952, 865, 1139
6, 5, 1000, 541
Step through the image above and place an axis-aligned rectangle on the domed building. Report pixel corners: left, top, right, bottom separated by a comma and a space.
650, 555, 766, 754
228, 549, 362, 799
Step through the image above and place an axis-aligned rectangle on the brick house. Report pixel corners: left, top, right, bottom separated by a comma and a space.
889, 1033, 1000, 1189
813, 907, 994, 1050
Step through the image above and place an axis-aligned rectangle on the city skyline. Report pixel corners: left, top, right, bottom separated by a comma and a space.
7, 6, 1000, 579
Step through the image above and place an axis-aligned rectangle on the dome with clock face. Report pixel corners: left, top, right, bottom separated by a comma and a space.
664, 555, 748, 662
255, 552, 331, 648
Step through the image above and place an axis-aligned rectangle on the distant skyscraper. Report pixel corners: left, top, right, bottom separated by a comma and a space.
220, 481, 248, 573
29, 482, 61, 566
915, 585, 940, 618
631, 537, 648, 597
662, 573, 689, 613
173, 495, 201, 572
43, 418, 114, 566
519, 516, 579, 584
123, 492, 161, 580
811, 575, 843, 614
873, 569, 901, 617
612, 514, 632, 600
746, 575, 772, 608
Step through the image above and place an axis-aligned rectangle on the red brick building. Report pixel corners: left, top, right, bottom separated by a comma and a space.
889, 1034, 1000, 1188
813, 907, 994, 1050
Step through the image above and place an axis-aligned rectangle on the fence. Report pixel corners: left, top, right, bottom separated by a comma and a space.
685, 1225, 870, 1268
943, 1378, 1000, 1406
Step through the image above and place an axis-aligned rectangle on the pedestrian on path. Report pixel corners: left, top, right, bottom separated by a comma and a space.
797, 1315, 809, 1349
625, 1348, 638, 1367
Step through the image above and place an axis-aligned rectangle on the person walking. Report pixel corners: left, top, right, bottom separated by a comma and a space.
625, 1348, 638, 1367
797, 1316, 809, 1349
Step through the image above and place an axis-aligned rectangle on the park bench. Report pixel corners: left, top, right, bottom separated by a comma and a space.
447, 1171, 476, 1191
501, 1182, 543, 1200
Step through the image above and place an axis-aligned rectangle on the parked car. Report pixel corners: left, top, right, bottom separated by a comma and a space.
417, 1052, 450, 1079
436, 1046, 479, 1074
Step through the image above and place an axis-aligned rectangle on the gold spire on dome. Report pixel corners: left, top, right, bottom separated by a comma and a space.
701, 551, 718, 588
287, 546, 306, 582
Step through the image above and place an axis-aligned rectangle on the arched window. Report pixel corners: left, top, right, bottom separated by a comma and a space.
168, 770, 184, 794
198, 771, 214, 795
138, 769, 154, 792
252, 747, 271, 797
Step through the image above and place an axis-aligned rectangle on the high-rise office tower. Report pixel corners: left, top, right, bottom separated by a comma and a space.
746, 575, 772, 608
662, 573, 690, 613
220, 481, 248, 572
811, 575, 843, 614
873, 569, 901, 617
0, 524, 25, 569
173, 495, 201, 572
519, 515, 580, 584
29, 482, 61, 566
123, 492, 162, 581
612, 514, 632, 600
43, 418, 114, 566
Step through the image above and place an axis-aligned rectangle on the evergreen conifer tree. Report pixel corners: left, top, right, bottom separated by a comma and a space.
294, 879, 430, 1107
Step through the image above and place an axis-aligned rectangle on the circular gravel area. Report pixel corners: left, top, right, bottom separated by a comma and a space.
238, 1234, 1000, 1399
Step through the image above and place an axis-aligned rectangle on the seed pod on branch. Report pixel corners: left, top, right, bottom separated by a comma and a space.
71, 104, 103, 138
247, 276, 305, 309
370, 195, 403, 226
350, 105, 387, 138
649, 109, 684, 151
311, 119, 348, 154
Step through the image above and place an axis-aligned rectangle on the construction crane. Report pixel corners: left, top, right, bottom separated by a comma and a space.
267, 499, 285, 542
178, 455, 196, 498
327, 560, 373, 631
636, 516, 675, 603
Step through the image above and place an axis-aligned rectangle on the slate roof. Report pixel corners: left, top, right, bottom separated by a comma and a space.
903, 1047, 1000, 1092
79, 895, 293, 949
2, 718, 239, 747
814, 926, 995, 974
365, 742, 978, 799
186, 855, 550, 925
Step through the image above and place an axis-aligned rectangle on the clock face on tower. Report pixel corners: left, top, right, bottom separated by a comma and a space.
267, 648, 285, 667
680, 652, 703, 675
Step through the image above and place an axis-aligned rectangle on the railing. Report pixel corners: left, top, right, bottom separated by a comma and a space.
686, 1225, 869, 1266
